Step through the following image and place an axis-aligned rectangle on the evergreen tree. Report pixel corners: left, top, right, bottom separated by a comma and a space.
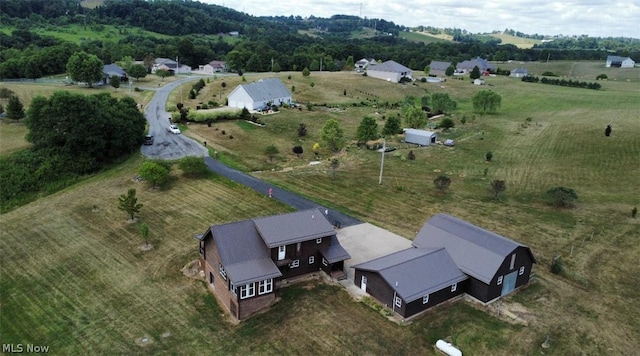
5, 95, 25, 121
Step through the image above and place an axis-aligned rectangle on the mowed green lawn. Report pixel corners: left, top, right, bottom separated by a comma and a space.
1, 63, 639, 354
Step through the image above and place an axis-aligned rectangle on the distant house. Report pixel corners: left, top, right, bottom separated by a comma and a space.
473, 78, 485, 85
199, 60, 228, 74
456, 57, 494, 73
429, 60, 452, 77
102, 63, 127, 84
229, 31, 240, 37
198, 209, 351, 321
152, 58, 192, 75
353, 214, 536, 319
605, 55, 635, 68
403, 129, 437, 146
510, 68, 528, 78
355, 58, 377, 72
227, 78, 292, 110
366, 60, 412, 83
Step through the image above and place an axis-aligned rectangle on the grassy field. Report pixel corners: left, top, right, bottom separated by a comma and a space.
2, 62, 640, 354
489, 34, 542, 48
400, 31, 449, 44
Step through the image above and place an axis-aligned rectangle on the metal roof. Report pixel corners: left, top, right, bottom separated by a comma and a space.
429, 61, 452, 71
103, 64, 126, 77
368, 60, 412, 73
353, 248, 467, 303
606, 55, 632, 62
318, 235, 351, 263
253, 208, 335, 248
404, 128, 436, 137
234, 78, 291, 103
456, 57, 494, 71
412, 214, 535, 284
209, 220, 282, 285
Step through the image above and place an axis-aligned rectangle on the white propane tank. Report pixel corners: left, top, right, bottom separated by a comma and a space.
435, 339, 462, 356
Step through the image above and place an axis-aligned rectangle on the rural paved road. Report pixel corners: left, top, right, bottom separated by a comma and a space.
140, 77, 361, 228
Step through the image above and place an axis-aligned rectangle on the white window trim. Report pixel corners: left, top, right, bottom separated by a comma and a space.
309, 256, 315, 264
258, 279, 273, 295
519, 266, 525, 275
423, 294, 429, 304
510, 253, 516, 270
497, 276, 503, 285
322, 258, 328, 266
451, 283, 457, 292
394, 296, 402, 308
230, 282, 237, 296
290, 259, 300, 268
278, 245, 286, 260
219, 264, 227, 280
240, 283, 255, 299
316, 237, 323, 244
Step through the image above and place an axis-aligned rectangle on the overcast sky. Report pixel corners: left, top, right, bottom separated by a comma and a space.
201, 0, 640, 38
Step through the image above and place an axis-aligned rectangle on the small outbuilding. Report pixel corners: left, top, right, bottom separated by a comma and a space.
404, 129, 437, 146
605, 55, 635, 68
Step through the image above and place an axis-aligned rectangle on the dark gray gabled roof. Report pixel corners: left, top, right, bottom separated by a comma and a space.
368, 60, 412, 73
209, 220, 282, 285
234, 78, 291, 102
511, 67, 528, 74
353, 248, 467, 303
318, 235, 351, 263
606, 55, 631, 62
103, 64, 126, 77
412, 214, 535, 283
456, 57, 494, 71
429, 61, 452, 71
253, 208, 335, 248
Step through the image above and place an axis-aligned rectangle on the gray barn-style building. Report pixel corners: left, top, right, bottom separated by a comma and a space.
353, 214, 536, 319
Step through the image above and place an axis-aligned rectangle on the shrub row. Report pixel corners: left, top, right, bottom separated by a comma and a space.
521, 75, 601, 90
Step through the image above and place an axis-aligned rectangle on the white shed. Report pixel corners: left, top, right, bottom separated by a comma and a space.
367, 60, 412, 83
404, 129, 437, 146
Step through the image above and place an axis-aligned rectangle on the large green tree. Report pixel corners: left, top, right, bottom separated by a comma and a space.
25, 91, 145, 167
470, 65, 481, 79
321, 119, 345, 152
382, 115, 402, 136
403, 105, 427, 129
127, 64, 148, 80
138, 161, 170, 187
66, 51, 103, 88
431, 93, 457, 114
472, 89, 502, 115
356, 116, 379, 143
5, 95, 25, 121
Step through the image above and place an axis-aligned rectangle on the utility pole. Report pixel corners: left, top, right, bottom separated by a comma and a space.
320, 57, 323, 72
176, 56, 179, 76
378, 139, 385, 184
271, 58, 274, 72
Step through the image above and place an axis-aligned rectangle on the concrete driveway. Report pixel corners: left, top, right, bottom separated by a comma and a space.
336, 223, 413, 296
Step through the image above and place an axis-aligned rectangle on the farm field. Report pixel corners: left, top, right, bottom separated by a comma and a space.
1, 62, 640, 354
489, 33, 542, 48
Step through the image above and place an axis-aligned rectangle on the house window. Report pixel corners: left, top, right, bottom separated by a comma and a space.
519, 266, 525, 275
316, 237, 322, 244
510, 253, 516, 270
497, 276, 503, 285
258, 279, 273, 295
296, 242, 302, 255
209, 272, 214, 285
230, 282, 237, 296
240, 283, 255, 299
290, 259, 300, 268
309, 256, 315, 264
394, 296, 402, 308
199, 241, 205, 256
278, 245, 286, 260
423, 294, 429, 304
451, 283, 457, 292
322, 258, 328, 266
218, 264, 227, 280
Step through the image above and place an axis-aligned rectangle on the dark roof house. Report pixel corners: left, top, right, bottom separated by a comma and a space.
366, 60, 413, 83
456, 57, 495, 73
429, 60, 452, 76
199, 209, 350, 321
227, 78, 292, 110
510, 68, 528, 78
353, 214, 535, 319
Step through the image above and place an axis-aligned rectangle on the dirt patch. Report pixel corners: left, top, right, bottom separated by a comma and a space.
140, 243, 153, 252
135, 335, 153, 347
480, 299, 536, 326
182, 260, 202, 279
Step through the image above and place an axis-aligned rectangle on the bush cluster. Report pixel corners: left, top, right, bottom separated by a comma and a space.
521, 75, 601, 90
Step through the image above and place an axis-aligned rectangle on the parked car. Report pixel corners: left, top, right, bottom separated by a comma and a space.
167, 124, 181, 134
144, 135, 154, 145
444, 139, 455, 147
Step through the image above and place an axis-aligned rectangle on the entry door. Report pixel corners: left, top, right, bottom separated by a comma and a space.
501, 271, 518, 296
360, 275, 367, 292
278, 246, 286, 260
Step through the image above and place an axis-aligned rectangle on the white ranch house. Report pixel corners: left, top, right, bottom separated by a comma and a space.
366, 60, 412, 83
227, 78, 292, 110
605, 56, 635, 68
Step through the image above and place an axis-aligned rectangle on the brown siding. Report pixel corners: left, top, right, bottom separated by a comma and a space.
203, 232, 237, 318
354, 270, 395, 308
238, 292, 276, 320
275, 238, 330, 279
403, 280, 467, 318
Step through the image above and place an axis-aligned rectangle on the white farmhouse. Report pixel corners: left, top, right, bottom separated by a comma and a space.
227, 78, 292, 110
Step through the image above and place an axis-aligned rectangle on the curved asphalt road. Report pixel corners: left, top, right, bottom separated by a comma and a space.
141, 76, 361, 228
